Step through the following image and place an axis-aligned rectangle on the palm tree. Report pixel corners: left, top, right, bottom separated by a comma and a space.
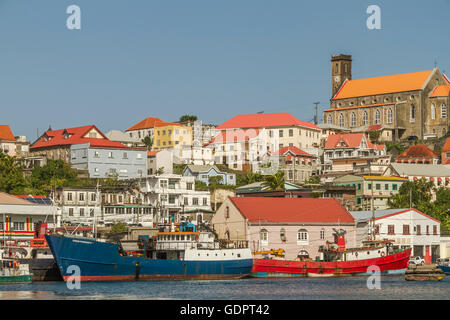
142, 136, 153, 150
262, 171, 285, 191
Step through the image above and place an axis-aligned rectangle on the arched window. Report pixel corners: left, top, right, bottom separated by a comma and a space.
339, 113, 344, 127
297, 229, 309, 245
387, 108, 393, 124
335, 63, 339, 73
260, 229, 268, 245
350, 112, 356, 127
375, 109, 381, 124
327, 114, 332, 124
362, 111, 368, 126
442, 104, 447, 118
431, 104, 436, 120
410, 104, 415, 122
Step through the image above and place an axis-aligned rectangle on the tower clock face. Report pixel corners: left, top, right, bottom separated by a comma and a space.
335, 76, 340, 83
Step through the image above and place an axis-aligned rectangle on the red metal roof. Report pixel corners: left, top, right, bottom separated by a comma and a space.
126, 117, 167, 131
210, 129, 260, 144
31, 125, 130, 150
324, 132, 380, 150
216, 113, 320, 130
270, 146, 313, 157
396, 144, 438, 159
0, 125, 16, 141
229, 197, 355, 224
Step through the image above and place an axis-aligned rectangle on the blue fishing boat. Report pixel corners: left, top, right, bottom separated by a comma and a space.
45, 222, 253, 281
437, 264, 450, 274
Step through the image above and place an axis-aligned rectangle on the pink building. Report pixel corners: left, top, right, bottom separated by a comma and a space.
0, 125, 16, 156
211, 197, 356, 260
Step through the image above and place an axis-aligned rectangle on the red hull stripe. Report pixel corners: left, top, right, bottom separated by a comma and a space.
63, 273, 250, 282
252, 249, 411, 275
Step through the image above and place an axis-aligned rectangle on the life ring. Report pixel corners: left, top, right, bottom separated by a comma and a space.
381, 252, 385, 257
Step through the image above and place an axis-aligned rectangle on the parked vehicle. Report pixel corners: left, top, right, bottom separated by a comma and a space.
409, 256, 425, 266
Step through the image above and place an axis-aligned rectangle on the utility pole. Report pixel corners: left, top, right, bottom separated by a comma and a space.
313, 102, 320, 125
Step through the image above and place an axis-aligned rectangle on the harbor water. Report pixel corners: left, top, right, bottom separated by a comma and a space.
0, 275, 448, 300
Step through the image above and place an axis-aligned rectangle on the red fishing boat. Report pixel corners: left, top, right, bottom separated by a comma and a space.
251, 229, 411, 277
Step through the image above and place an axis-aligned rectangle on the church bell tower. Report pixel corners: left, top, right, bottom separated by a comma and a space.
331, 54, 352, 98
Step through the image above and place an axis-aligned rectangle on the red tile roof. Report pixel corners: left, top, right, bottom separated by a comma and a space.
429, 84, 450, 97
31, 125, 129, 150
443, 138, 450, 153
147, 150, 160, 156
270, 146, 313, 157
396, 144, 438, 159
210, 129, 260, 144
332, 70, 433, 100
126, 117, 172, 132
216, 113, 320, 130
229, 197, 355, 224
0, 125, 16, 141
324, 133, 379, 150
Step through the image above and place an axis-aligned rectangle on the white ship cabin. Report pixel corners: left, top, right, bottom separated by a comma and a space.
155, 231, 218, 251
319, 230, 392, 262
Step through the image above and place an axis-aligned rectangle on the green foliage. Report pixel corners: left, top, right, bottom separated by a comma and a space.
388, 179, 450, 230
195, 180, 209, 191
368, 130, 381, 143
208, 175, 223, 187
141, 136, 153, 150
310, 192, 322, 198
0, 151, 28, 194
386, 143, 405, 155
110, 222, 128, 233
262, 171, 285, 191
388, 179, 433, 208
173, 164, 187, 175
30, 160, 78, 193
304, 175, 320, 185
179, 115, 198, 123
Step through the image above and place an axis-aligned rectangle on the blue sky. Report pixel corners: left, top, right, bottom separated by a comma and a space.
1, 0, 449, 141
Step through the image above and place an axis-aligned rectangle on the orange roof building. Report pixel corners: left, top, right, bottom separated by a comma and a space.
395, 144, 439, 164
324, 54, 449, 141
0, 125, 17, 156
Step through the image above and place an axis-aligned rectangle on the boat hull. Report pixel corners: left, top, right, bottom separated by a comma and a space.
251, 248, 412, 277
0, 274, 33, 284
405, 274, 445, 281
17, 258, 62, 281
437, 265, 450, 275
45, 235, 253, 282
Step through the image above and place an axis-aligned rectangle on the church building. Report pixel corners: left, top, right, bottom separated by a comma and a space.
323, 54, 450, 141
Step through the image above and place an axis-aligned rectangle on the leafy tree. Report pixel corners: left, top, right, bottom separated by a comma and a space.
388, 180, 450, 230
0, 151, 28, 194
110, 222, 128, 233
179, 115, 198, 123
388, 179, 434, 209
304, 175, 320, 185
262, 171, 285, 191
195, 180, 209, 191
30, 160, 77, 193
368, 130, 381, 143
208, 176, 223, 189
141, 136, 153, 150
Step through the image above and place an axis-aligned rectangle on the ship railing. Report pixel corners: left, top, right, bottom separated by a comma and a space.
219, 240, 249, 249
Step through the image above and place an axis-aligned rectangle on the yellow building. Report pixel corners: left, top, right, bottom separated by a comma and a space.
154, 123, 192, 150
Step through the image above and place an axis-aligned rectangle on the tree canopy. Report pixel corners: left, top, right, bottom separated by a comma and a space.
388, 179, 450, 230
